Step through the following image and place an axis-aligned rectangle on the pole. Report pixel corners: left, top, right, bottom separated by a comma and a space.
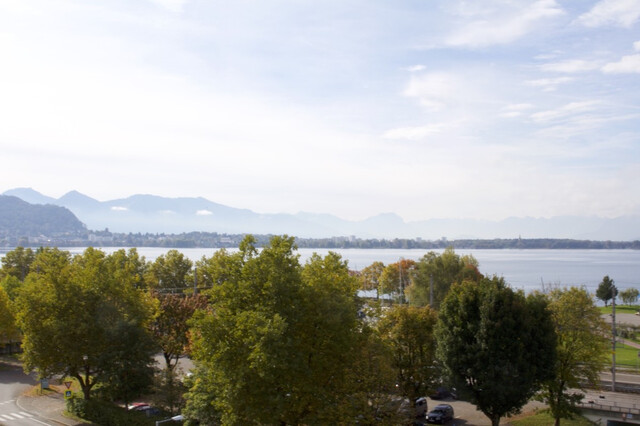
612, 285, 617, 392
429, 274, 434, 307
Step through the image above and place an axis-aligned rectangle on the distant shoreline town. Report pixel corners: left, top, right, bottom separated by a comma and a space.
2, 230, 639, 250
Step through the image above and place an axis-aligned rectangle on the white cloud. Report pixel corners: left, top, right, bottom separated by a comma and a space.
635, 40, 640, 51
196, 210, 213, 216
111, 206, 128, 211
602, 54, 640, 73
402, 72, 463, 111
382, 124, 446, 140
146, 0, 188, 13
577, 0, 640, 27
530, 101, 600, 123
525, 76, 573, 91
500, 103, 535, 117
540, 59, 600, 73
404, 65, 426, 72
445, 0, 564, 48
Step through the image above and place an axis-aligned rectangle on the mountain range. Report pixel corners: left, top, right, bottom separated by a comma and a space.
3, 187, 640, 241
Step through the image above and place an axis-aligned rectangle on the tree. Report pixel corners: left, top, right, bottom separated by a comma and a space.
14, 247, 156, 400
0, 286, 20, 350
377, 305, 438, 407
0, 246, 35, 281
596, 275, 617, 306
187, 236, 363, 425
150, 293, 208, 371
619, 288, 639, 305
537, 287, 609, 426
359, 261, 385, 298
406, 248, 481, 309
146, 249, 193, 292
435, 277, 556, 426
379, 259, 415, 303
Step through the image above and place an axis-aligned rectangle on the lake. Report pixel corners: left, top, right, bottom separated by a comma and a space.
53, 247, 640, 295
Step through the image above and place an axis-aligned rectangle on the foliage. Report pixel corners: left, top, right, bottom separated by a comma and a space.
66, 398, 157, 426
406, 247, 482, 309
536, 287, 609, 426
345, 325, 402, 425
95, 320, 157, 408
0, 246, 35, 281
187, 235, 363, 425
150, 293, 208, 371
379, 259, 415, 302
377, 305, 438, 405
146, 249, 193, 291
596, 275, 617, 306
619, 287, 639, 305
153, 366, 187, 415
359, 261, 385, 295
0, 286, 20, 344
435, 276, 557, 426
14, 247, 156, 400
510, 410, 596, 426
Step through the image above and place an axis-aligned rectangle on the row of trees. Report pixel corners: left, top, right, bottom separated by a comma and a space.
0, 240, 611, 425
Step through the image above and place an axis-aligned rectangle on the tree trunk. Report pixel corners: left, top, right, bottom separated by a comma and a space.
491, 415, 501, 426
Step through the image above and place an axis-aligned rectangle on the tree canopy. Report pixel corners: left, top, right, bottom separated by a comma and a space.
14, 247, 156, 400
596, 275, 617, 306
187, 235, 363, 425
537, 287, 609, 426
406, 247, 481, 309
435, 276, 556, 426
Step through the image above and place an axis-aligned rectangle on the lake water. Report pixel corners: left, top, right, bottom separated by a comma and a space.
53, 247, 640, 295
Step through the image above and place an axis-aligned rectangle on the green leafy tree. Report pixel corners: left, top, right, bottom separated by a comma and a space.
379, 259, 415, 303
0, 286, 20, 349
406, 248, 481, 309
146, 249, 193, 292
194, 248, 246, 289
435, 276, 557, 426
596, 275, 617, 306
15, 248, 155, 400
346, 326, 401, 425
150, 293, 208, 371
619, 287, 639, 305
537, 287, 609, 426
377, 305, 438, 406
187, 236, 362, 425
0, 275, 22, 301
0, 246, 35, 281
96, 320, 157, 409
359, 261, 385, 298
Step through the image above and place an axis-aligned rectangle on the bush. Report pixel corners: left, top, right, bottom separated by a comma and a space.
66, 398, 158, 426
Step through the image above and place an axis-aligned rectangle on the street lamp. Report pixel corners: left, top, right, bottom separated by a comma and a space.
155, 415, 184, 426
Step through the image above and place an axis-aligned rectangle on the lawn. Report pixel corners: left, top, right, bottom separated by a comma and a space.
599, 305, 639, 315
510, 410, 596, 425
613, 342, 640, 369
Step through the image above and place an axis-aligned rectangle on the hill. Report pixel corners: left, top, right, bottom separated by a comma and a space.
3, 188, 640, 240
0, 195, 86, 238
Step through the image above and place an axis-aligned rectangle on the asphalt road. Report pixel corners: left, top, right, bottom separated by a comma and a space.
0, 363, 53, 426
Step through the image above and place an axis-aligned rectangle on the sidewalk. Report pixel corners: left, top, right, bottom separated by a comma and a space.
17, 390, 92, 426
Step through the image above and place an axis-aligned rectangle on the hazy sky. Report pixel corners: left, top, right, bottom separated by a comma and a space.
1, 0, 639, 222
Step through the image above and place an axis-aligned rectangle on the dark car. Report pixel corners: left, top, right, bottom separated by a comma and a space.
426, 404, 454, 424
429, 387, 457, 400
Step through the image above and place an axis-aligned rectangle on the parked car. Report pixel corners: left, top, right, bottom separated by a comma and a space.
429, 387, 457, 400
426, 404, 454, 424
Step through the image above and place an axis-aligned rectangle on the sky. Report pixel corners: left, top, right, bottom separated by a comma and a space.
1, 0, 639, 222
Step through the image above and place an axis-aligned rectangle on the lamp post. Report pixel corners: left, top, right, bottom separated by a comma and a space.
155, 415, 184, 426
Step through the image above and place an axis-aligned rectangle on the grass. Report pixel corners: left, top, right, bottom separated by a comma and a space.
599, 305, 639, 315
612, 342, 640, 368
509, 410, 596, 425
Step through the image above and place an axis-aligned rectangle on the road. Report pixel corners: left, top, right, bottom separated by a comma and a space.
0, 362, 53, 426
